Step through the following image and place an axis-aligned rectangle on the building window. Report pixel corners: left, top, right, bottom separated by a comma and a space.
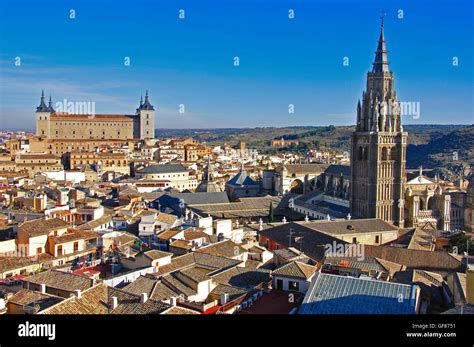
352, 237, 357, 244
73, 242, 79, 252
36, 247, 42, 254
288, 281, 299, 291
57, 245, 63, 256
375, 235, 380, 244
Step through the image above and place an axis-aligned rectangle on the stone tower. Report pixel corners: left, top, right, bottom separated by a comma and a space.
350, 18, 407, 226
136, 90, 155, 139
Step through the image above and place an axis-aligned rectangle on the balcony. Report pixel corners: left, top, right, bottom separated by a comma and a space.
418, 210, 438, 219
85, 240, 98, 250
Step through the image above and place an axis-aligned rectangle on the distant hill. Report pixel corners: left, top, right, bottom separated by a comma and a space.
406, 125, 473, 180
155, 124, 473, 177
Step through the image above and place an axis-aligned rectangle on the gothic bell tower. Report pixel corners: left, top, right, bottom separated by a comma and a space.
350, 17, 407, 226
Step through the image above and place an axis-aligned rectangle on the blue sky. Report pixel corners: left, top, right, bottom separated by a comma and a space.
0, 0, 472, 129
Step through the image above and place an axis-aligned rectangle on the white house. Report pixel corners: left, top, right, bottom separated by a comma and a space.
272, 261, 317, 294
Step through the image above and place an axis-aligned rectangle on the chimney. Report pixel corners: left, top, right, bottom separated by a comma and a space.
220, 293, 229, 306
140, 292, 148, 304
109, 296, 118, 310
39, 283, 46, 294
170, 296, 177, 306
74, 289, 82, 298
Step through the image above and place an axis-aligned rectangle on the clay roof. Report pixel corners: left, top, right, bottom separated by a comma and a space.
20, 218, 70, 237
24, 270, 94, 292
211, 267, 271, 289
50, 113, 134, 122
144, 249, 173, 260
0, 254, 53, 273
195, 240, 247, 259
155, 212, 177, 225
40, 283, 172, 314
49, 229, 100, 244
8, 289, 63, 312
363, 245, 464, 274
272, 261, 317, 280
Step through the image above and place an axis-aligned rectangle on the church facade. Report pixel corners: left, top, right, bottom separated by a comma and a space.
404, 168, 451, 231
35, 91, 155, 141
350, 18, 407, 227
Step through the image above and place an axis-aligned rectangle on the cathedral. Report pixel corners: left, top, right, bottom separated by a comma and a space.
350, 18, 407, 227
35, 90, 155, 140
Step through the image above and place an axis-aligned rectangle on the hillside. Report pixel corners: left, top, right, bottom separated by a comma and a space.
155, 124, 473, 177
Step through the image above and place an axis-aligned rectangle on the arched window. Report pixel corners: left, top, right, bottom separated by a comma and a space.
390, 147, 397, 160
358, 147, 363, 160
382, 147, 388, 161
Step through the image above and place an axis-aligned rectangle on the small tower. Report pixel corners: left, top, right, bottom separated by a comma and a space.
136, 90, 155, 140
35, 90, 51, 137
48, 95, 55, 113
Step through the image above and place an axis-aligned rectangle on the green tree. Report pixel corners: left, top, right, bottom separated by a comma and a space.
269, 202, 274, 223
448, 233, 474, 255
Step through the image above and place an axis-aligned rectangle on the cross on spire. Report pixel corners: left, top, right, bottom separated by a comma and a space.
372, 11, 390, 73
380, 9, 386, 27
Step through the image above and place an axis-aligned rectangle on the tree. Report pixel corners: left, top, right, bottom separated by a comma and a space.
448, 233, 474, 256
269, 202, 274, 223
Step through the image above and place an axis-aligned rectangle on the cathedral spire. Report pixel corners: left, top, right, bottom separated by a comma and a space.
372, 13, 390, 73
351, 16, 407, 227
